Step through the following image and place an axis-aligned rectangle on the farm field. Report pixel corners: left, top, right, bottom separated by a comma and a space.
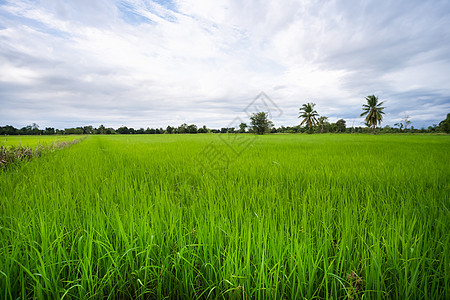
0, 134, 449, 299
1, 135, 83, 147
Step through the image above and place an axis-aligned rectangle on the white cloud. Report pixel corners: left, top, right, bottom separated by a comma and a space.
0, 0, 449, 129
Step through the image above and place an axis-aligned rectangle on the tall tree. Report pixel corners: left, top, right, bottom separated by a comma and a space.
198, 125, 208, 133
186, 124, 198, 134
177, 123, 187, 134
402, 115, 411, 131
238, 122, 248, 133
250, 112, 273, 135
165, 125, 174, 134
299, 103, 319, 133
317, 116, 329, 133
360, 95, 385, 134
97, 125, 106, 134
336, 119, 346, 132
394, 122, 404, 132
439, 113, 450, 133
395, 115, 411, 132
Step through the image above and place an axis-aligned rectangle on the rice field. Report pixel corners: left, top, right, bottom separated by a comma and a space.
1, 135, 83, 147
0, 134, 449, 299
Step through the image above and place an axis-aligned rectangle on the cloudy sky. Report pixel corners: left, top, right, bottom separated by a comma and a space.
1, 0, 449, 130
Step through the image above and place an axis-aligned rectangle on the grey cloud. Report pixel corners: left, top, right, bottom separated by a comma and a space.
317, 1, 450, 70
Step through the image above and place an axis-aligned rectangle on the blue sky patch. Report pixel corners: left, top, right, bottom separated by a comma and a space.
118, 2, 155, 25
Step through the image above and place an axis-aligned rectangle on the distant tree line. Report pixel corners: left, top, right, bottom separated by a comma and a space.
1, 97, 449, 136
2, 118, 448, 136
291, 96, 449, 135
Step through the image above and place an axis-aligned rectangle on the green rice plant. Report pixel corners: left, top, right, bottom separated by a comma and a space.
0, 134, 448, 299
1, 135, 83, 148
0, 138, 83, 169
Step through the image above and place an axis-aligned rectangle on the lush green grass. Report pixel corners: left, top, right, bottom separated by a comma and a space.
1, 135, 82, 147
0, 134, 449, 299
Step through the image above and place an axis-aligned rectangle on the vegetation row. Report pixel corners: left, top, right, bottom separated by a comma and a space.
1, 96, 449, 135
0, 138, 83, 169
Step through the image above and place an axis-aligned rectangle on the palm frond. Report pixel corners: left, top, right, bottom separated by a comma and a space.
361, 95, 385, 132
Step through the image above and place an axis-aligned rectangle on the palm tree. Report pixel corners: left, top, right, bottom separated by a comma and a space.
299, 103, 319, 133
360, 95, 385, 134
317, 116, 329, 133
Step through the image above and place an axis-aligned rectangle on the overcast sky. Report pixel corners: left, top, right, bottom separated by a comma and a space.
1, 0, 449, 130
